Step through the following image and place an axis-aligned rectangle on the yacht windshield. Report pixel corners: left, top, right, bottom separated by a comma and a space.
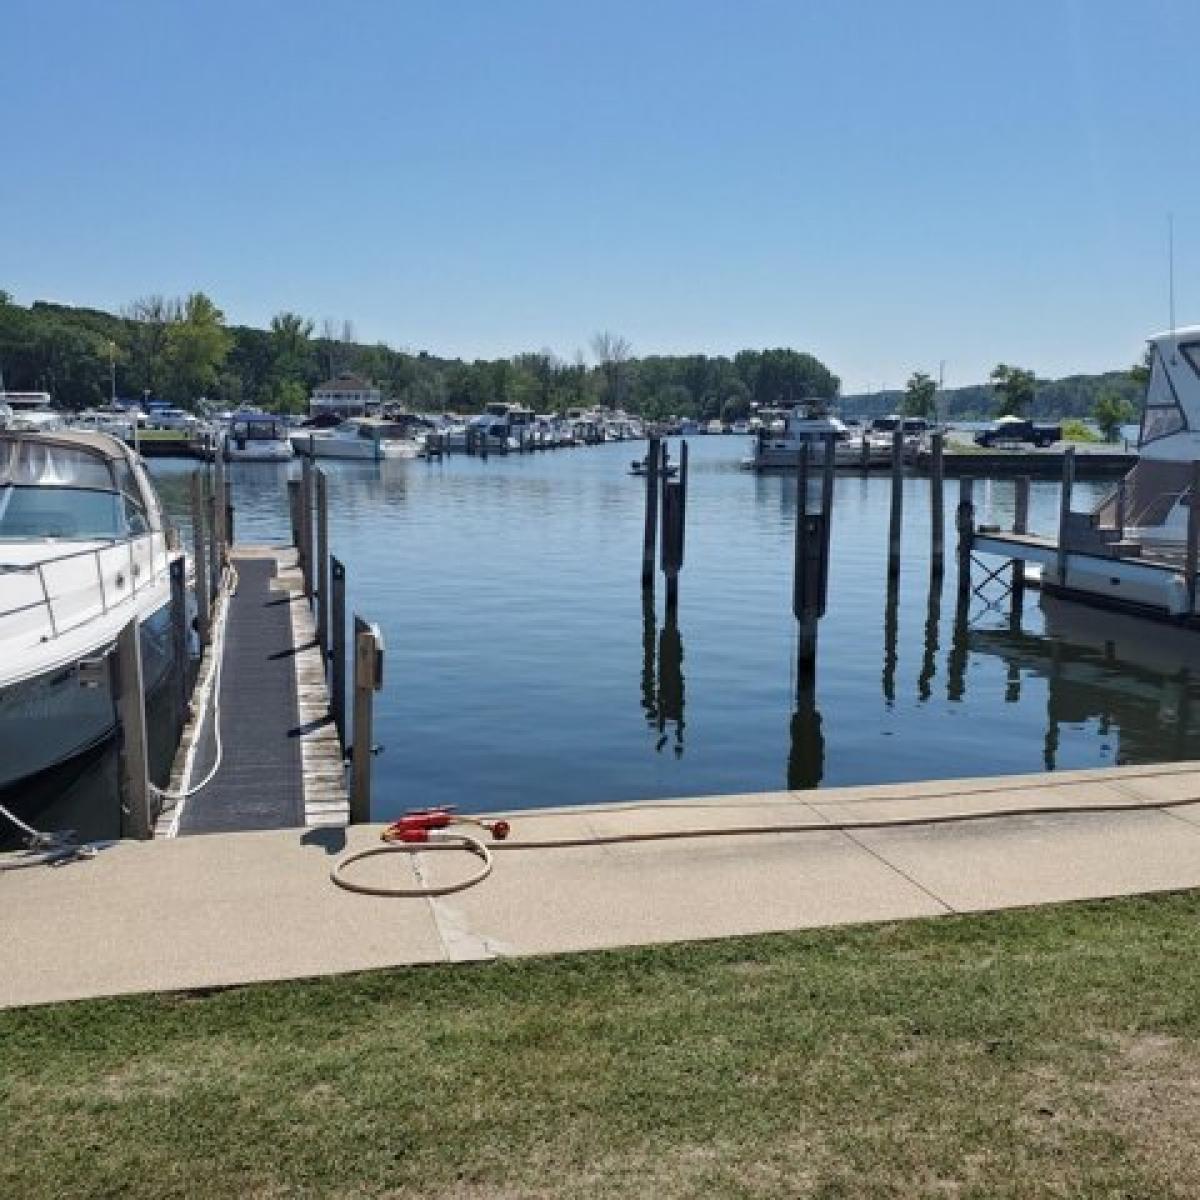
0, 438, 124, 540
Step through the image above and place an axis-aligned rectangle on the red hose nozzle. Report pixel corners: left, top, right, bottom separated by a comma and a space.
486, 820, 511, 841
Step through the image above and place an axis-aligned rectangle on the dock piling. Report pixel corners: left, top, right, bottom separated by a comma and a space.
350, 616, 385, 824
793, 436, 835, 672
169, 554, 189, 727
642, 434, 661, 589
888, 427, 904, 577
1012, 475, 1030, 614
286, 478, 302, 553
956, 477, 975, 598
300, 458, 315, 603
929, 432, 945, 575
661, 440, 688, 615
113, 618, 152, 840
1056, 447, 1076, 587
190, 471, 210, 647
316, 469, 330, 653
330, 556, 347, 749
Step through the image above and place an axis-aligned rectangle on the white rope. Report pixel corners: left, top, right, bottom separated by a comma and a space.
151, 562, 239, 811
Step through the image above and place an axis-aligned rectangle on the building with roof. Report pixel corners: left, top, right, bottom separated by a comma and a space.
310, 373, 381, 418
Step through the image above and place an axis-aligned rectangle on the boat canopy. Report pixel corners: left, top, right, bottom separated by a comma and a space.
1139, 325, 1200, 459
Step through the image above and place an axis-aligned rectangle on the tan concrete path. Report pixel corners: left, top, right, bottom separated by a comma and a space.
5, 760, 1200, 1009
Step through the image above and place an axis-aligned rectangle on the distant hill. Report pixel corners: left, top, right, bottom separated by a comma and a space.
840, 370, 1144, 422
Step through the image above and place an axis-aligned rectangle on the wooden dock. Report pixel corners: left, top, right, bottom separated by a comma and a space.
156, 545, 347, 837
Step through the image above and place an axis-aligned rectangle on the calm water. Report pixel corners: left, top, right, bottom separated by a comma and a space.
147, 439, 1200, 822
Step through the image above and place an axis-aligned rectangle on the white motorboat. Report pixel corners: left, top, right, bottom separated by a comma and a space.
1091, 325, 1200, 550
223, 411, 294, 462
291, 417, 420, 461
3, 391, 62, 433
0, 430, 184, 794
744, 402, 854, 471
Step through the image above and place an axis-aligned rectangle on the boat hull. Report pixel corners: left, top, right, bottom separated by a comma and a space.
0, 596, 176, 792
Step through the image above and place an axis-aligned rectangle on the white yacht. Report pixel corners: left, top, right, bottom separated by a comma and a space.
4, 392, 62, 433
1092, 325, 1200, 548
744, 401, 852, 471
291, 417, 420, 461
223, 411, 294, 462
0, 430, 183, 792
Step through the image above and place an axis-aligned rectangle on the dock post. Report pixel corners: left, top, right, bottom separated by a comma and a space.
1187, 462, 1200, 617
113, 618, 152, 840
860, 429, 870, 472
480, 427, 488, 460
350, 617, 384, 824
205, 469, 220, 601
224, 479, 234, 546
887, 427, 904, 578
1056, 446, 1075, 588
287, 477, 302, 550
212, 448, 226, 563
300, 457, 315, 603
1012, 475, 1030, 613
316, 469, 330, 653
169, 554, 189, 728
929, 432, 945, 575
1115, 476, 1127, 541
661, 441, 688, 616
955, 477, 975, 598
793, 436, 836, 673
641, 434, 660, 589
330, 556, 347, 748
190, 471, 210, 647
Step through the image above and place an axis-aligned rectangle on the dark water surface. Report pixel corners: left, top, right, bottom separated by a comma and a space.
147, 439, 1200, 822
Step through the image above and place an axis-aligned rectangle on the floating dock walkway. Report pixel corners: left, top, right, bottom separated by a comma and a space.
157, 545, 348, 837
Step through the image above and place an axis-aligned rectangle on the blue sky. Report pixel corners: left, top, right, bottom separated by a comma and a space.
3, 0, 1197, 392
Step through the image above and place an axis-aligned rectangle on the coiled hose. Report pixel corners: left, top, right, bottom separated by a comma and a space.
330, 775, 1200, 899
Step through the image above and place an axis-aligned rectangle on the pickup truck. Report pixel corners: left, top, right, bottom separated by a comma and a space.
973, 417, 1062, 449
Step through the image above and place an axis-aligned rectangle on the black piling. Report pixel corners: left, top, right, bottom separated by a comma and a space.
330, 555, 347, 750
1056, 446, 1075, 587
887, 426, 904, 578
1011, 475, 1030, 620
661, 440, 687, 616
929, 431, 945, 576
793, 436, 835, 673
956, 477, 975, 599
642, 434, 661, 590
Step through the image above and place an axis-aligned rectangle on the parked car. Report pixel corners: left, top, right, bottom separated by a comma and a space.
974, 416, 1062, 448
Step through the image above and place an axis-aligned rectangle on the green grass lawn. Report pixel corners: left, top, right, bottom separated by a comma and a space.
5, 893, 1200, 1198
133, 428, 195, 441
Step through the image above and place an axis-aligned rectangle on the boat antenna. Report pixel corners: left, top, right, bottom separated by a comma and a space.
1169, 212, 1178, 362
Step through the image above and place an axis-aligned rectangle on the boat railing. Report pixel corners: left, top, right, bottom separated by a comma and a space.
0, 530, 173, 645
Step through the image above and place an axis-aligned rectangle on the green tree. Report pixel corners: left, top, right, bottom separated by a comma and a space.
591, 331, 632, 409
165, 293, 232, 405
1129, 346, 1153, 387
901, 371, 937, 418
989, 364, 1036, 418
1093, 389, 1135, 442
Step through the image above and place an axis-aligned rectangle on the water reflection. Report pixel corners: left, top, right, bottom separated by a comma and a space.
969, 597, 1200, 770
641, 595, 686, 757
917, 573, 941, 702
787, 675, 824, 789
882, 574, 899, 706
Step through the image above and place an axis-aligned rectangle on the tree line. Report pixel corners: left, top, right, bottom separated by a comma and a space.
0, 291, 839, 421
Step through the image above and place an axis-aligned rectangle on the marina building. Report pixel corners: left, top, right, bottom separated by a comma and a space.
309, 373, 381, 419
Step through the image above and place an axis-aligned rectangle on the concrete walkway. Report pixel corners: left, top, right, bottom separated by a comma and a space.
6, 760, 1200, 1008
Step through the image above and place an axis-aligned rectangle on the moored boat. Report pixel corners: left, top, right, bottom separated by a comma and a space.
0, 431, 186, 801
222, 411, 294, 462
